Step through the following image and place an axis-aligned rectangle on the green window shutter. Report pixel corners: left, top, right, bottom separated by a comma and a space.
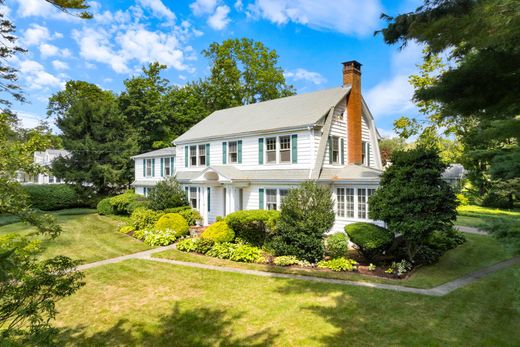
328, 136, 332, 164
207, 187, 211, 212
142, 159, 145, 177
259, 188, 264, 209
152, 158, 155, 177
205, 143, 210, 166
340, 138, 345, 165
238, 140, 243, 164
160, 158, 164, 177
222, 142, 227, 164
258, 138, 264, 165
184, 146, 188, 167
291, 134, 298, 164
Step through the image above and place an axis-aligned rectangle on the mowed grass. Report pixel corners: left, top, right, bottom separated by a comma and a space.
154, 233, 513, 289
456, 205, 520, 228
0, 209, 151, 263
52, 259, 520, 346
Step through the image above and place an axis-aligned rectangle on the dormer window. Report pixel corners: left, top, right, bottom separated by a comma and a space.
266, 137, 276, 163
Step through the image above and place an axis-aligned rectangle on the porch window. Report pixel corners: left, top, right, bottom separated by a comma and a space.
266, 189, 277, 210
266, 137, 276, 163
279, 189, 289, 207
331, 136, 340, 164
336, 188, 345, 217
190, 146, 197, 166
228, 141, 238, 163
145, 158, 153, 177
279, 136, 291, 163
189, 187, 198, 209
346, 188, 355, 218
198, 145, 206, 166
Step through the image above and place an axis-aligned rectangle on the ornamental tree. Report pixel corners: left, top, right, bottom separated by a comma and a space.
369, 146, 458, 261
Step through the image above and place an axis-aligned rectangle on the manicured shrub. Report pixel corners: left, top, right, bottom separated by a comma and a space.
127, 200, 150, 214
324, 232, 349, 259
206, 242, 237, 259
224, 210, 280, 246
268, 182, 335, 262
178, 209, 202, 226
317, 257, 358, 272
144, 229, 177, 246
273, 255, 299, 266
228, 244, 263, 263
109, 190, 141, 215
369, 146, 458, 261
97, 197, 114, 215
130, 208, 162, 230
24, 184, 80, 211
345, 222, 394, 262
148, 177, 188, 211
119, 225, 135, 234
201, 221, 235, 242
155, 213, 189, 237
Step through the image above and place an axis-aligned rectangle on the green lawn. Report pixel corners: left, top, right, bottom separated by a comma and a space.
154, 233, 513, 289
456, 205, 520, 228
51, 259, 520, 346
0, 209, 151, 263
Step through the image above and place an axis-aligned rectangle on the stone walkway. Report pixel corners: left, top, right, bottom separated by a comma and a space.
454, 225, 488, 235
76, 242, 520, 297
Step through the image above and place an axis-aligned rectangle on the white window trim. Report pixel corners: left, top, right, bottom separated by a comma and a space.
263, 135, 293, 165
263, 188, 290, 211
335, 186, 376, 221
228, 141, 238, 164
145, 158, 153, 177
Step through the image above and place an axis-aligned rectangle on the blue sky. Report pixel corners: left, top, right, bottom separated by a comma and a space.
5, 0, 425, 137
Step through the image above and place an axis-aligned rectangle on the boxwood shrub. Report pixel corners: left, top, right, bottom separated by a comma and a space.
155, 213, 189, 237
97, 197, 114, 215
23, 184, 80, 211
201, 221, 235, 242
345, 222, 394, 262
224, 209, 280, 246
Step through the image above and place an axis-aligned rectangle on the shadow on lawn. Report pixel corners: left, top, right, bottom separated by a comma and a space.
54, 303, 280, 346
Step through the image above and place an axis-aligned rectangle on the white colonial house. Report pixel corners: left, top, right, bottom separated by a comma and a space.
132, 61, 383, 232
16, 149, 69, 184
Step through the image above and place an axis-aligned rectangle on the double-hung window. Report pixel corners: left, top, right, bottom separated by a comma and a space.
189, 187, 198, 209
145, 158, 153, 177
164, 157, 171, 176
331, 136, 340, 164
198, 145, 206, 166
228, 141, 238, 163
279, 136, 291, 163
190, 146, 197, 166
336, 187, 367, 219
357, 188, 375, 219
266, 137, 277, 163
266, 189, 278, 210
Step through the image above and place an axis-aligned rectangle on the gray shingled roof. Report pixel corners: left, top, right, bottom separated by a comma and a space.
131, 147, 176, 159
174, 164, 380, 183
174, 87, 350, 143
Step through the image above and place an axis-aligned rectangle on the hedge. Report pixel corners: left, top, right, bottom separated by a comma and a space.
224, 210, 280, 246
23, 184, 80, 211
345, 222, 394, 262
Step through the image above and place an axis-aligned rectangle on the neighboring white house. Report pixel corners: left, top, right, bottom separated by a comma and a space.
16, 149, 69, 184
132, 61, 383, 232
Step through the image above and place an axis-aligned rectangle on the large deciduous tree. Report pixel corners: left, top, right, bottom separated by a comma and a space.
379, 0, 520, 206
48, 81, 138, 195
369, 146, 458, 261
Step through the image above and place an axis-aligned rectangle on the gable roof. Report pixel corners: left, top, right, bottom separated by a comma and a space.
131, 147, 176, 159
174, 86, 351, 143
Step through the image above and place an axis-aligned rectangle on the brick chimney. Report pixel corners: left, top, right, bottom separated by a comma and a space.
342, 60, 362, 164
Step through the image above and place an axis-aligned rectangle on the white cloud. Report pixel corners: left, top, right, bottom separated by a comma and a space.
138, 0, 176, 20
19, 60, 64, 90
23, 24, 50, 46
285, 68, 326, 85
190, 0, 218, 16
15, 110, 44, 129
234, 0, 243, 11
247, 0, 382, 36
377, 128, 398, 139
52, 60, 69, 71
39, 43, 60, 57
208, 5, 231, 30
